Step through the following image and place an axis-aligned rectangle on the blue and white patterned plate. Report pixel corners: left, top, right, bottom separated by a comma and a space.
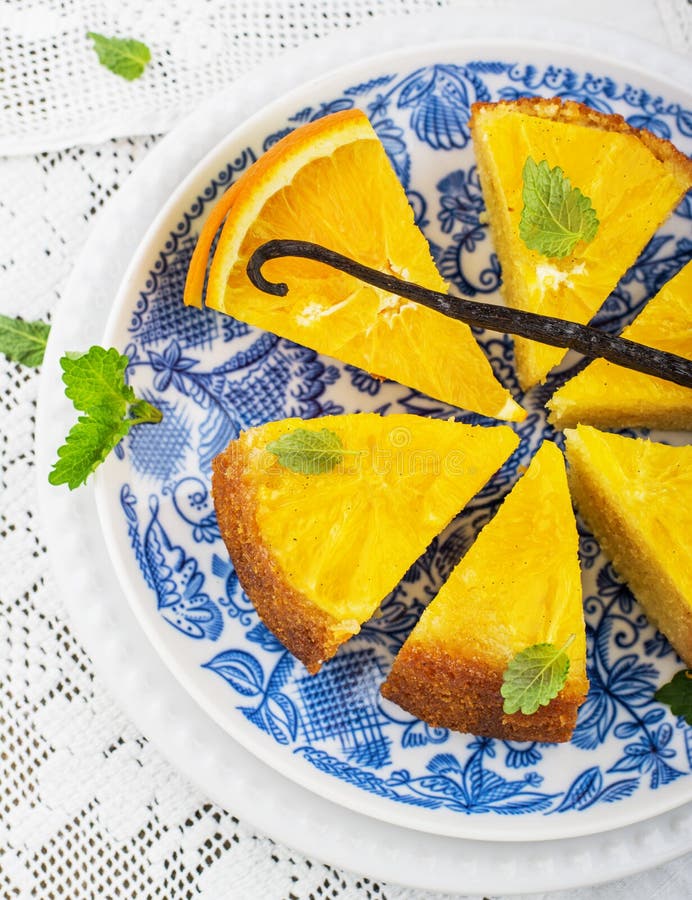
95, 42, 692, 842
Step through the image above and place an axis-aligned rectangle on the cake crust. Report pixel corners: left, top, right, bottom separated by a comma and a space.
470, 97, 692, 185
212, 442, 354, 674
382, 640, 587, 743
565, 432, 692, 667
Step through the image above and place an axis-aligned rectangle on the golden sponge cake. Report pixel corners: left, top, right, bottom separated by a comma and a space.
212, 414, 518, 673
565, 424, 692, 666
382, 441, 588, 742
470, 97, 692, 390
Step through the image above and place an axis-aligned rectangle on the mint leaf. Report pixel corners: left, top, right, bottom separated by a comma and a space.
655, 669, 692, 725
501, 634, 574, 715
88, 32, 151, 81
519, 157, 599, 259
0, 314, 50, 367
61, 346, 135, 420
49, 346, 162, 489
266, 427, 356, 474
49, 416, 131, 491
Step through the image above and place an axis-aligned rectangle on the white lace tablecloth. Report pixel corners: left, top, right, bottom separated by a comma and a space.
2, 1, 692, 898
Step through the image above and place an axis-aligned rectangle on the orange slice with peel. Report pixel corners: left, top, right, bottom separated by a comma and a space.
185, 109, 524, 422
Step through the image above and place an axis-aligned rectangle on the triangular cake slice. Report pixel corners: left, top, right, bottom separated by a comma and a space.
186, 109, 524, 422
565, 424, 692, 665
381, 441, 588, 742
212, 413, 519, 673
469, 97, 692, 390
549, 261, 692, 430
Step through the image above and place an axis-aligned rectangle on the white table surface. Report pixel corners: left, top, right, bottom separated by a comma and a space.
1, 1, 691, 898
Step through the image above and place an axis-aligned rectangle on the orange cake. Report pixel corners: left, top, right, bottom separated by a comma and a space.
382, 441, 588, 742
469, 97, 692, 390
212, 413, 519, 673
565, 424, 692, 666
549, 260, 692, 430
185, 109, 524, 422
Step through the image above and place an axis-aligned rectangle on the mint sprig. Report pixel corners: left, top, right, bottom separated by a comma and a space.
0, 314, 50, 367
655, 669, 692, 725
49, 346, 161, 489
88, 32, 151, 81
519, 157, 599, 259
266, 427, 359, 474
501, 634, 574, 715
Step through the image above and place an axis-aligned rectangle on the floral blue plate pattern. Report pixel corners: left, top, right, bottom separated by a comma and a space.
97, 46, 692, 841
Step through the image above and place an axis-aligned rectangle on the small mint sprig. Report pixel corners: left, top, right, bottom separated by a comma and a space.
266, 427, 361, 475
519, 157, 599, 259
0, 314, 50, 367
88, 32, 151, 81
501, 634, 575, 716
49, 346, 162, 490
